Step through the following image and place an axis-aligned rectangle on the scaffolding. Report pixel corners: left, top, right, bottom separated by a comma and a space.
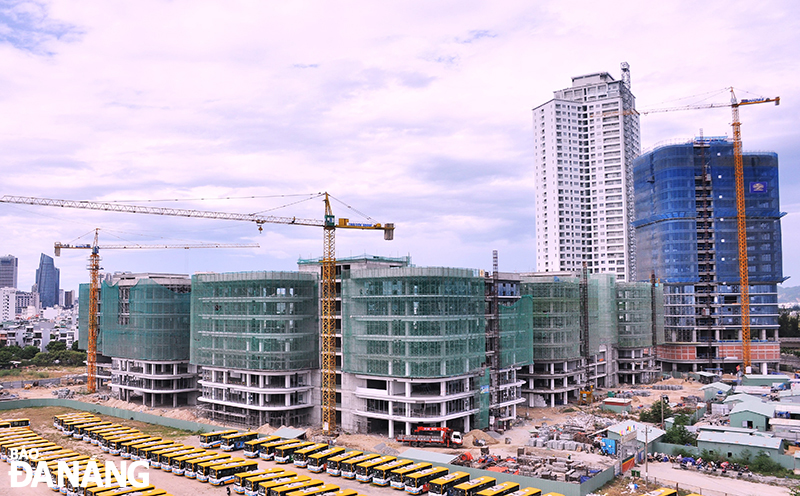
341, 267, 486, 378
99, 277, 191, 361
497, 296, 534, 369
520, 276, 582, 361
190, 271, 319, 370
616, 281, 653, 349
587, 274, 618, 355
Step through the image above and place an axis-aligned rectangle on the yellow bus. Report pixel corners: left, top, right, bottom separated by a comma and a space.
97, 428, 140, 447
307, 447, 346, 473
540, 493, 565, 496
135, 441, 181, 463
269, 479, 325, 496
325, 450, 363, 477
0, 433, 41, 459
340, 453, 381, 480
91, 485, 161, 496
292, 443, 329, 468
258, 439, 297, 461
287, 484, 341, 496
244, 471, 300, 496
54, 412, 94, 431
197, 455, 240, 482
476, 482, 520, 496
1, 437, 48, 460
148, 444, 190, 468
451, 477, 497, 496
243, 435, 280, 458
170, 450, 213, 475
106, 433, 149, 455
316, 491, 359, 496
274, 441, 315, 464
66, 418, 104, 438
222, 432, 259, 452
648, 490, 677, 496
199, 429, 238, 449
161, 447, 204, 472
186, 454, 232, 480
0, 418, 30, 429
355, 455, 396, 483
372, 459, 414, 486
255, 475, 309, 496
84, 423, 124, 443
405, 467, 449, 495
429, 471, 470, 496
233, 467, 286, 495
121, 437, 164, 460
179, 451, 227, 477
18, 443, 62, 463
33, 449, 82, 464
75, 421, 113, 440
390, 462, 432, 490
209, 459, 259, 486
505, 488, 542, 496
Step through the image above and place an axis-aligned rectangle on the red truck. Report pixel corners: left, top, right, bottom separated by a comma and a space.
396, 427, 463, 448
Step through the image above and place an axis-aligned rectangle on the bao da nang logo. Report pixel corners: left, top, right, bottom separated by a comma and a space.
7, 448, 150, 489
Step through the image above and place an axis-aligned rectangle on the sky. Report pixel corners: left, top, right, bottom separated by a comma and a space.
1, 0, 799, 293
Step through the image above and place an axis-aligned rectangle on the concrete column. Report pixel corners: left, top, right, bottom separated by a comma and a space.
406, 382, 411, 398
464, 415, 470, 433
761, 329, 767, 340
388, 419, 394, 438
715, 330, 721, 341
441, 382, 446, 396
692, 330, 697, 342
405, 422, 411, 435
173, 394, 177, 408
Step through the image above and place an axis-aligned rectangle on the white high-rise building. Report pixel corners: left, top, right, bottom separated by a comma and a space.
533, 63, 640, 280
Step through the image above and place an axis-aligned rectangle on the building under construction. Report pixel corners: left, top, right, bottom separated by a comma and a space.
80, 273, 198, 407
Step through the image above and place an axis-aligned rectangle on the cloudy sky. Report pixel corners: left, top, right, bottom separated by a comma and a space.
1, 0, 799, 292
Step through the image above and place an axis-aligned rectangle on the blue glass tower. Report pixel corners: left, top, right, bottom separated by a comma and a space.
35, 253, 60, 308
633, 138, 783, 374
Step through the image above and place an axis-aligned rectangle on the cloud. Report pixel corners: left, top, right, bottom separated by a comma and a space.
0, 0, 81, 54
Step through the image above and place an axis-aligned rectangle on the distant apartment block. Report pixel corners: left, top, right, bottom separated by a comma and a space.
0, 255, 18, 289
533, 63, 640, 280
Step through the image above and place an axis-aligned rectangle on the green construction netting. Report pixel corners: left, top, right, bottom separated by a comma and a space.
99, 278, 191, 361
78, 283, 92, 351
616, 281, 653, 349
190, 271, 318, 371
520, 276, 582, 361
498, 296, 534, 368
341, 267, 486, 378
587, 274, 618, 354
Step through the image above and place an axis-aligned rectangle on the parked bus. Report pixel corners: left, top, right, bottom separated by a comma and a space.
428, 471, 470, 496
372, 459, 414, 487
292, 443, 329, 468
135, 441, 181, 462
286, 484, 341, 496
504, 488, 542, 496
184, 453, 231, 479
90, 486, 160, 496
275, 441, 315, 464
34, 450, 83, 464
199, 429, 238, 449
405, 467, 450, 495
256, 475, 310, 496
340, 453, 381, 480
19, 443, 62, 462
233, 468, 285, 495
84, 424, 124, 443
0, 418, 30, 429
258, 439, 297, 461
96, 428, 140, 447
161, 447, 205, 472
316, 491, 359, 496
75, 421, 113, 440
209, 459, 259, 486
325, 451, 363, 477
196, 455, 239, 482
269, 479, 325, 496
243, 471, 298, 496
476, 482, 520, 496
148, 444, 190, 468
451, 477, 497, 496
1, 438, 48, 460
170, 450, 214, 476
222, 432, 259, 452
54, 412, 94, 431
648, 490, 677, 496
0, 434, 41, 459
243, 435, 280, 458
106, 433, 149, 455
66, 418, 104, 438
307, 447, 346, 473
156, 446, 199, 470
390, 463, 432, 490
355, 455, 396, 483
123, 438, 166, 460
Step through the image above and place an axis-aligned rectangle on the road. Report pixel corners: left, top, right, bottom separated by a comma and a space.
643, 461, 792, 496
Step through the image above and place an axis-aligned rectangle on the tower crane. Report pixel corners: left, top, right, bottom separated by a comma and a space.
55, 228, 259, 393
601, 88, 779, 369
0, 193, 394, 433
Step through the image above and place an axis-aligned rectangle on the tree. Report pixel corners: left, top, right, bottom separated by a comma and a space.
20, 346, 40, 360
0, 349, 13, 366
32, 352, 53, 367
639, 399, 673, 424
6, 345, 22, 358
663, 423, 696, 445
46, 341, 67, 353
71, 341, 80, 351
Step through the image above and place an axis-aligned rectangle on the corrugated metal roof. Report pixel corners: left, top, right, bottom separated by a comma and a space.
730, 401, 775, 418
697, 431, 782, 450
400, 448, 460, 465
723, 393, 761, 404
700, 382, 732, 392
272, 427, 306, 439
773, 403, 800, 415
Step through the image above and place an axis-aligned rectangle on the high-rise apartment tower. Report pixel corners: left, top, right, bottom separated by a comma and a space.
35, 253, 60, 308
533, 63, 641, 280
0, 255, 18, 289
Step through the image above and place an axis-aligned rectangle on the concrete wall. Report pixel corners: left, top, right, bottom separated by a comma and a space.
729, 411, 769, 431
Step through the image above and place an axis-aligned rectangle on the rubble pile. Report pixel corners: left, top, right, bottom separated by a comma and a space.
652, 384, 683, 390
51, 388, 74, 399
516, 454, 603, 482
